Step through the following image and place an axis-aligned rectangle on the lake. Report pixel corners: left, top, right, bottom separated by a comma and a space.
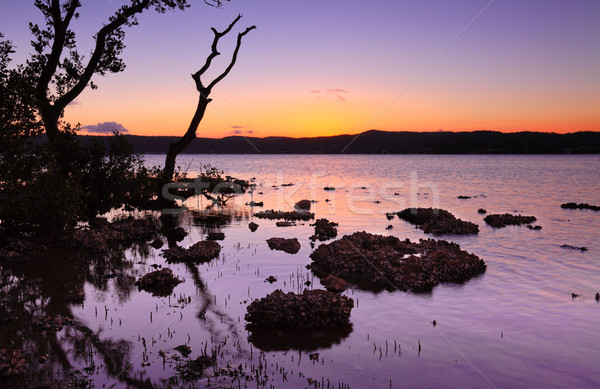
3, 154, 600, 388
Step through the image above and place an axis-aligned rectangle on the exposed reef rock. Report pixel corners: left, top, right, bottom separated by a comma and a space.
163, 241, 221, 263
483, 213, 536, 228
136, 268, 182, 296
310, 219, 338, 241
254, 210, 314, 221
561, 202, 600, 211
245, 289, 353, 329
394, 208, 479, 235
309, 231, 486, 293
294, 200, 312, 211
266, 237, 301, 254
248, 222, 259, 232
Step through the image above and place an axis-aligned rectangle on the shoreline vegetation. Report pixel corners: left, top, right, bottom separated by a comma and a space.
81, 130, 600, 154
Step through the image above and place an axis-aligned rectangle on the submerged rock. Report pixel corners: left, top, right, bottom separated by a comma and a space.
163, 241, 221, 263
294, 200, 312, 211
276, 221, 296, 227
394, 208, 479, 235
310, 219, 338, 241
206, 232, 225, 241
321, 275, 350, 293
136, 268, 183, 296
267, 237, 301, 254
309, 231, 486, 293
245, 289, 353, 329
255, 209, 314, 221
526, 225, 542, 230
561, 244, 588, 252
483, 213, 536, 228
561, 202, 600, 211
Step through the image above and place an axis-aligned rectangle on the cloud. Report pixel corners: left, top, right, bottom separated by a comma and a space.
310, 88, 348, 101
231, 129, 243, 135
231, 125, 246, 129
246, 130, 254, 134
327, 88, 348, 101
81, 121, 129, 134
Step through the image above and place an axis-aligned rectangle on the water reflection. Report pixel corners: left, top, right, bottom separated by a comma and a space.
247, 325, 353, 352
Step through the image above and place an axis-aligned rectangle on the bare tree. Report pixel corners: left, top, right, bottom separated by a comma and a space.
162, 15, 255, 182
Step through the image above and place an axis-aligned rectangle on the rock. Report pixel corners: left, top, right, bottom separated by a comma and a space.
572, 293, 579, 298
457, 195, 471, 199
595, 292, 599, 301
206, 232, 225, 240
526, 225, 542, 230
247, 201, 263, 207
276, 221, 296, 227
322, 275, 349, 293
561, 202, 600, 211
248, 222, 259, 232
394, 208, 479, 235
310, 219, 338, 241
309, 231, 486, 293
484, 213, 536, 228
163, 241, 221, 263
561, 244, 588, 252
136, 268, 183, 296
294, 200, 312, 210
174, 345, 192, 357
281, 183, 295, 187
324, 187, 335, 191
267, 237, 301, 254
385, 213, 395, 220
386, 225, 393, 230
245, 289, 354, 329
309, 353, 319, 361
150, 238, 164, 249
477, 208, 487, 214
255, 209, 314, 221
265, 275, 277, 284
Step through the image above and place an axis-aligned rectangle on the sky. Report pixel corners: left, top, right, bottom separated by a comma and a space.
1, 0, 599, 138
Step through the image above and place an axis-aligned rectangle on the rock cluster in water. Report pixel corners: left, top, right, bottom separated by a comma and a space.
266, 237, 301, 254
561, 202, 600, 211
393, 208, 479, 235
483, 213, 536, 228
163, 241, 221, 263
69, 217, 159, 252
136, 268, 183, 296
245, 289, 354, 329
310, 219, 338, 241
309, 231, 486, 292
254, 210, 314, 221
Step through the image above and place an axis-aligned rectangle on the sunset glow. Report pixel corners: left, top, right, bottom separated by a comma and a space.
2, 0, 599, 137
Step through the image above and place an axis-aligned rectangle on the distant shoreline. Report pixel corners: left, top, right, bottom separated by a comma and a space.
82, 130, 600, 154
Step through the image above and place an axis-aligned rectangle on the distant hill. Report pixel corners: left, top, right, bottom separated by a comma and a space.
86, 130, 600, 154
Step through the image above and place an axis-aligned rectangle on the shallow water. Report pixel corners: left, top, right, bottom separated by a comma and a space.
3, 154, 600, 388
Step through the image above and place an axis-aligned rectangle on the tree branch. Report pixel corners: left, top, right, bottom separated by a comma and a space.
192, 14, 243, 91
54, 0, 150, 112
207, 25, 255, 91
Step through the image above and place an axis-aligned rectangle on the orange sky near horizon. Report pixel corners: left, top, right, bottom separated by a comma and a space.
2, 1, 599, 138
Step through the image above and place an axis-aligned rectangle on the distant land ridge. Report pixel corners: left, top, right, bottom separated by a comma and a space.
86, 130, 600, 154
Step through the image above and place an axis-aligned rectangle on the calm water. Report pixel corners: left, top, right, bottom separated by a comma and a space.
6, 154, 600, 388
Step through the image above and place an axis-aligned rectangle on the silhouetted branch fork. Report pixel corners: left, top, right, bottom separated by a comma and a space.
162, 15, 254, 186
